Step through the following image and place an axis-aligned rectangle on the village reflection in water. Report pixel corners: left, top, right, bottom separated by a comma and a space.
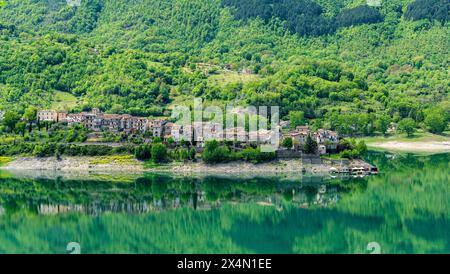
1, 153, 449, 254
0, 170, 366, 216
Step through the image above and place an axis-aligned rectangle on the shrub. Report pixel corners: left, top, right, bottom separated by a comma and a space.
240, 147, 276, 164
424, 108, 448, 134
178, 148, 190, 161
398, 118, 416, 137
135, 144, 152, 160
202, 140, 232, 164
189, 147, 196, 160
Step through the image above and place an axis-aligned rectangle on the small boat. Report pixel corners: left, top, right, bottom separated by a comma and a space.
370, 167, 379, 175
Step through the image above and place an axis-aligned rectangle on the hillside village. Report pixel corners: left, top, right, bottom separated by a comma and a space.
37, 109, 340, 155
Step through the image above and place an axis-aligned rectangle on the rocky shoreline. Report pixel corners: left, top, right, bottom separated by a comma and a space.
0, 156, 371, 178
146, 159, 331, 176
0, 156, 144, 172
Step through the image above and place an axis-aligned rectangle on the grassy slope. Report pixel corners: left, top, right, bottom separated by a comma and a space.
51, 91, 79, 110
208, 71, 260, 87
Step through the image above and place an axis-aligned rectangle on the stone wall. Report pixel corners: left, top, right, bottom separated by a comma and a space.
302, 155, 323, 165
276, 150, 303, 159
321, 158, 350, 165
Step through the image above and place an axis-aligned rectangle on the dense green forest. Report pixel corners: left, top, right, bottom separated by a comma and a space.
0, 0, 449, 135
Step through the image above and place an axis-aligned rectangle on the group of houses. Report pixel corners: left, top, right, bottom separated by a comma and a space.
163, 122, 276, 145
38, 109, 166, 138
37, 109, 340, 154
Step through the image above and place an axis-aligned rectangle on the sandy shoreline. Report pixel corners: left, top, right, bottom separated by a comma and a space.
368, 141, 450, 153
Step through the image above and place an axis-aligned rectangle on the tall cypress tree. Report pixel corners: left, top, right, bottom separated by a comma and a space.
303, 135, 318, 155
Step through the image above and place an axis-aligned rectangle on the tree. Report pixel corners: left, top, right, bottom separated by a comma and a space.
15, 121, 27, 137
289, 111, 305, 129
223, 0, 333, 36
151, 143, 167, 163
424, 108, 447, 134
2, 111, 21, 132
23, 106, 37, 133
405, 0, 449, 23
282, 137, 293, 149
336, 5, 383, 28
355, 140, 367, 155
398, 118, 416, 137
376, 115, 391, 135
303, 134, 318, 154
23, 106, 37, 122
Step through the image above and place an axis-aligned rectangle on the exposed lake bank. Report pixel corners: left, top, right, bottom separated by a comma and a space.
0, 156, 372, 177
358, 133, 450, 154
367, 141, 450, 153
146, 159, 316, 176
0, 156, 144, 173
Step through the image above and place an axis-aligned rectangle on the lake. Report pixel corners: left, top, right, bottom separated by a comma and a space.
0, 152, 449, 254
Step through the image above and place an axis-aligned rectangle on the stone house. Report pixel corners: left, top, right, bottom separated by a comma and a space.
131, 117, 150, 132
288, 126, 311, 149
101, 114, 126, 132
163, 122, 175, 140
248, 129, 276, 145
223, 127, 248, 143
286, 126, 340, 154
38, 110, 58, 122
149, 119, 167, 138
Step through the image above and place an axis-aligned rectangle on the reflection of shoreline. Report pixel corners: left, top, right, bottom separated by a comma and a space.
29, 184, 343, 216
0, 172, 364, 216
2, 167, 366, 183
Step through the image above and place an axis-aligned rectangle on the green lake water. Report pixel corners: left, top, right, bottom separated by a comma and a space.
0, 152, 449, 254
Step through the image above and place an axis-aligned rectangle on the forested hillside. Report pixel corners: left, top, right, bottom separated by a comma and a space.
0, 0, 449, 134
